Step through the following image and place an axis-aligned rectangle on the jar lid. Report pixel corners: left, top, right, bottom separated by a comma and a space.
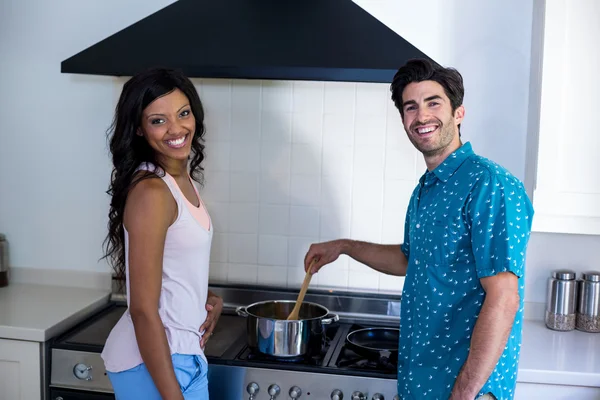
552, 269, 576, 280
582, 271, 600, 282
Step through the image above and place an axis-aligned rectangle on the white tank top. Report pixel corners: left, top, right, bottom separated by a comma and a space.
102, 163, 213, 372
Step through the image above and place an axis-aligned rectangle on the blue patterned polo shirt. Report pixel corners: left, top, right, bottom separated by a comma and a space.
397, 142, 534, 400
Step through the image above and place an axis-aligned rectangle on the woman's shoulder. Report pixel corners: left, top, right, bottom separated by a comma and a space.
124, 174, 177, 227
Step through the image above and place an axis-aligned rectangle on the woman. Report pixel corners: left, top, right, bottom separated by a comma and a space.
101, 67, 222, 400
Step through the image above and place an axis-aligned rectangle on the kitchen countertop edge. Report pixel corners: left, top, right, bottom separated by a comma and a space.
0, 283, 111, 342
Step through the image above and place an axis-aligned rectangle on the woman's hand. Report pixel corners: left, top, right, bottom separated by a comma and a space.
199, 292, 223, 349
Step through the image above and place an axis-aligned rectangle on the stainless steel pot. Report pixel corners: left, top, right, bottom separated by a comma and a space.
236, 300, 339, 358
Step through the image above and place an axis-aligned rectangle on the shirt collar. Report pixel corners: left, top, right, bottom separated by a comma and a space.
425, 142, 475, 184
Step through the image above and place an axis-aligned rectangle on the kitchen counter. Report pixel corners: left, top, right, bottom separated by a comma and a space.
0, 283, 110, 342
519, 318, 600, 387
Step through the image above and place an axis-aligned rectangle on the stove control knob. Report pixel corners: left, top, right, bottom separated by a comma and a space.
246, 382, 260, 398
289, 386, 302, 398
351, 392, 366, 400
372, 394, 385, 400
73, 363, 93, 381
268, 384, 281, 399
331, 389, 344, 400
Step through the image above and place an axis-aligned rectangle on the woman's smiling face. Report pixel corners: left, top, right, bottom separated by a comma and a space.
139, 88, 196, 163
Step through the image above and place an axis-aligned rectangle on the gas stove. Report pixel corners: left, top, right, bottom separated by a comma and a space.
48, 285, 401, 400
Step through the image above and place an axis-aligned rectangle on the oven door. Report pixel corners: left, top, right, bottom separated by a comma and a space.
50, 388, 115, 400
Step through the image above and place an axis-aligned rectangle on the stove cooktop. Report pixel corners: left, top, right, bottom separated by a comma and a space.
52, 302, 398, 379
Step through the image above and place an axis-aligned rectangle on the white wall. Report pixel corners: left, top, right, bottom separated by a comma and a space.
1, 0, 599, 303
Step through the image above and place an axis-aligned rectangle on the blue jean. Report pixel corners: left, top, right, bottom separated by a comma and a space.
107, 354, 209, 400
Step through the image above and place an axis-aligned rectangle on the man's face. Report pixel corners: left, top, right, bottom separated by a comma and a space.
400, 81, 464, 158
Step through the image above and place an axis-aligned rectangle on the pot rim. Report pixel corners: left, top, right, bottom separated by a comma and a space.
243, 299, 331, 321
346, 327, 400, 352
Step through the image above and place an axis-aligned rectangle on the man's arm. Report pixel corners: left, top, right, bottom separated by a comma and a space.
304, 239, 408, 276
342, 240, 408, 276
450, 272, 520, 400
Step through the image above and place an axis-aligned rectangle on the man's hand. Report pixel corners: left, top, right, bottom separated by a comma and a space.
199, 292, 223, 349
304, 240, 346, 274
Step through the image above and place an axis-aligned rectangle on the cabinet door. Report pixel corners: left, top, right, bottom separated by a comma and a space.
0, 338, 41, 400
516, 382, 600, 399
528, 0, 600, 235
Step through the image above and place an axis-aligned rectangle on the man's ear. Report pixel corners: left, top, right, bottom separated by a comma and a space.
454, 105, 465, 125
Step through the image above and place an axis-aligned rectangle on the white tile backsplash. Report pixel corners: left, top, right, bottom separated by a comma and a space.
259, 205, 290, 235
201, 79, 417, 294
210, 233, 229, 263
289, 206, 320, 237
324, 82, 356, 114
230, 142, 260, 172
227, 264, 258, 285
291, 144, 322, 175
287, 236, 319, 268
202, 171, 230, 203
209, 262, 228, 283
229, 172, 259, 203
290, 175, 321, 207
260, 143, 291, 174
292, 112, 323, 146
201, 80, 231, 111
258, 235, 289, 266
322, 143, 354, 178
231, 80, 261, 113
257, 265, 288, 287
231, 110, 261, 142
262, 81, 293, 113
260, 173, 290, 204
349, 271, 381, 291
323, 113, 355, 146
261, 111, 292, 143
355, 114, 386, 147
356, 83, 388, 116
228, 204, 259, 234
317, 263, 350, 288
204, 109, 231, 142
292, 81, 325, 114
203, 141, 231, 172
227, 234, 258, 264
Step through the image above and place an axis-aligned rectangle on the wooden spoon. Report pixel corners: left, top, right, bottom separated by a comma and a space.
287, 259, 316, 320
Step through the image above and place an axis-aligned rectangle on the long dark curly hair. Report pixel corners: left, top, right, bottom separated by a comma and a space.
102, 67, 206, 280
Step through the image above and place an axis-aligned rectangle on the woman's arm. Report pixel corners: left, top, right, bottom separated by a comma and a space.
124, 177, 183, 400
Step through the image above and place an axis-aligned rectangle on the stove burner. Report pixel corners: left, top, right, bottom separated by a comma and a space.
334, 323, 398, 374
337, 350, 397, 372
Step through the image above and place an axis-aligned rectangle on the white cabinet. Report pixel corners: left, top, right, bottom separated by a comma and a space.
527, 0, 600, 235
0, 338, 41, 400
516, 382, 600, 399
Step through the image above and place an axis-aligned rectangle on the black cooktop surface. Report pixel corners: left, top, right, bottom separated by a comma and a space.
52, 303, 126, 352
52, 303, 397, 379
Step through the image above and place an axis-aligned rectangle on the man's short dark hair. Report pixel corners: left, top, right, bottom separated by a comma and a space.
390, 58, 465, 119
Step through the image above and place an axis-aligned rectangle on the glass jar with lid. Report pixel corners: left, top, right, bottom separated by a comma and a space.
576, 271, 600, 333
545, 269, 577, 331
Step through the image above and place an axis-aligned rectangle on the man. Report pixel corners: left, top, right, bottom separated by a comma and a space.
303, 59, 534, 400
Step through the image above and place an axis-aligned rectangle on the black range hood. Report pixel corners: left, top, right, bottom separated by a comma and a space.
61, 0, 434, 83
